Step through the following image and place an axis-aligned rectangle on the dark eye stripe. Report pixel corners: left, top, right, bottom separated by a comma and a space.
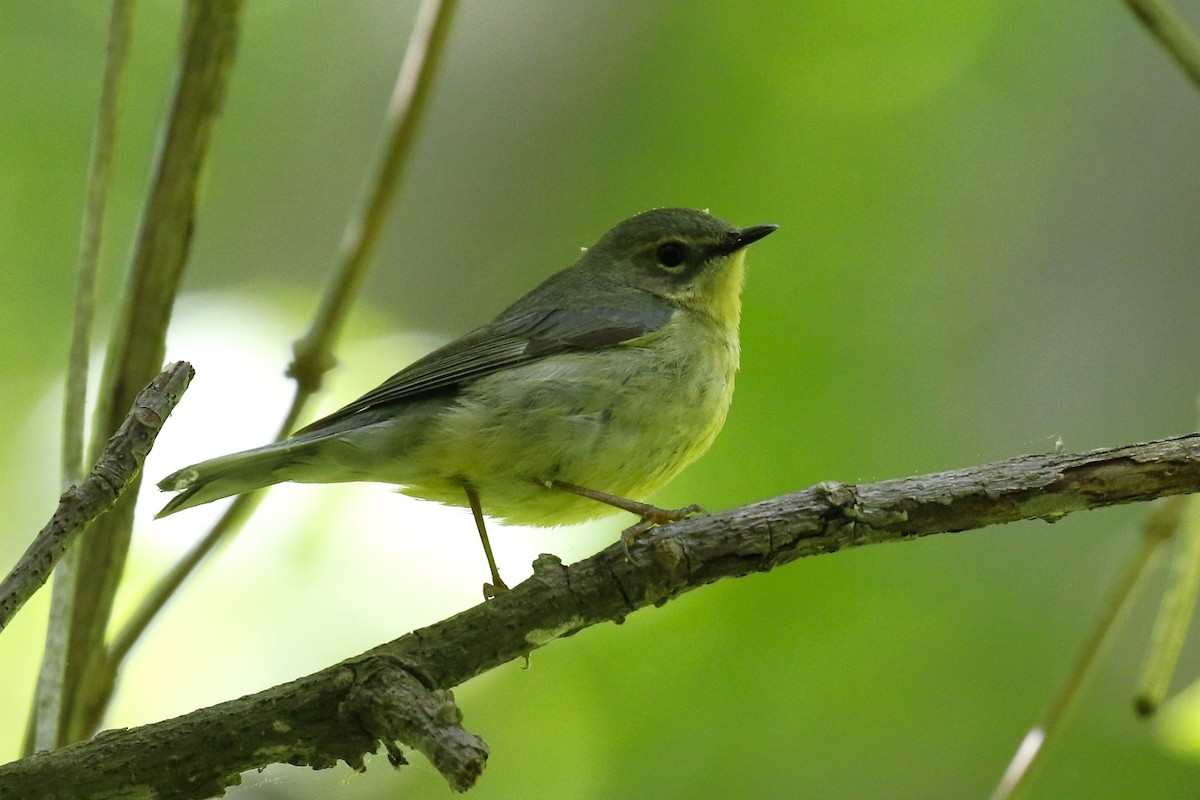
655, 241, 687, 270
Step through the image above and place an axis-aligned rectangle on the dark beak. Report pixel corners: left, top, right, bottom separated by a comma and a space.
719, 224, 779, 255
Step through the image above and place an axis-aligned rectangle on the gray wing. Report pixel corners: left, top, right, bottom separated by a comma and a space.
293, 304, 671, 435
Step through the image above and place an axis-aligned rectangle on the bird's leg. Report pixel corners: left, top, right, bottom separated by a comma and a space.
549, 480, 705, 555
464, 483, 508, 599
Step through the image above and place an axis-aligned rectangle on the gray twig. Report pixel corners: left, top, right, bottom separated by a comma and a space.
0, 362, 194, 635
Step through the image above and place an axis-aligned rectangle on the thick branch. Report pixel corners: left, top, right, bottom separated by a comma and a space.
3, 433, 1198, 797
0, 362, 193, 634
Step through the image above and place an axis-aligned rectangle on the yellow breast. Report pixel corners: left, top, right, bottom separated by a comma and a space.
401, 305, 740, 526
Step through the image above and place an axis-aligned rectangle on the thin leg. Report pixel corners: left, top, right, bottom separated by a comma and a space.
464, 484, 508, 598
550, 480, 705, 554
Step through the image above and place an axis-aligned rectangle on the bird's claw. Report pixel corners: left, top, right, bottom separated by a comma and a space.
619, 503, 707, 558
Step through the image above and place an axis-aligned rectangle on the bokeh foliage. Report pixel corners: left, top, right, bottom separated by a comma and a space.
2, 1, 1200, 798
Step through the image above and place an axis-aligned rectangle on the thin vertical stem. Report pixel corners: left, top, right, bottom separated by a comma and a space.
28, 0, 136, 755
287, 0, 460, 399
1126, 0, 1200, 91
57, 0, 246, 744
1135, 496, 1200, 714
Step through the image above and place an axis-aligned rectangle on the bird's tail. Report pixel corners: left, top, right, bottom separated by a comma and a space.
155, 441, 309, 517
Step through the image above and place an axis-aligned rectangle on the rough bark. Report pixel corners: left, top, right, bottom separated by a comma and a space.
3, 433, 1198, 797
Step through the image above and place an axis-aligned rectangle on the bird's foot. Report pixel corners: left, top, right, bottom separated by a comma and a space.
483, 578, 509, 600
620, 503, 706, 557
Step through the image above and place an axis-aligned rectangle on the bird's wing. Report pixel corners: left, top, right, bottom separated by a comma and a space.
293, 304, 671, 435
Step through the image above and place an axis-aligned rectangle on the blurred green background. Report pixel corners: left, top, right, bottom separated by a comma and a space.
3, 1, 1200, 798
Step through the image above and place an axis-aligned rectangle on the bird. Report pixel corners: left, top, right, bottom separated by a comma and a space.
157, 207, 777, 595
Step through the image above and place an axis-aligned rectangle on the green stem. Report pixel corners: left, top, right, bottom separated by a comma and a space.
28, 0, 136, 755
1135, 495, 1200, 714
287, 0, 460, 397
58, 0, 246, 745
1126, 0, 1200, 90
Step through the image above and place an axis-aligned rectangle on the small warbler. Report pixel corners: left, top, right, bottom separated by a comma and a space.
158, 208, 776, 595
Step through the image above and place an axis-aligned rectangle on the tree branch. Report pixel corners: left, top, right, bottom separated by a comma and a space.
0, 362, 194, 635
1, 433, 1198, 797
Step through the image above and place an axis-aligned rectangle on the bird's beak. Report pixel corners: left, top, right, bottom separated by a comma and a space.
718, 224, 779, 255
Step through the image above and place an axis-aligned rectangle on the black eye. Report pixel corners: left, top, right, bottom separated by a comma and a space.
655, 241, 687, 269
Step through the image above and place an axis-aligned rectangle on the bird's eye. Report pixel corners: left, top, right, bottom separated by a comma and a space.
655, 241, 687, 270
